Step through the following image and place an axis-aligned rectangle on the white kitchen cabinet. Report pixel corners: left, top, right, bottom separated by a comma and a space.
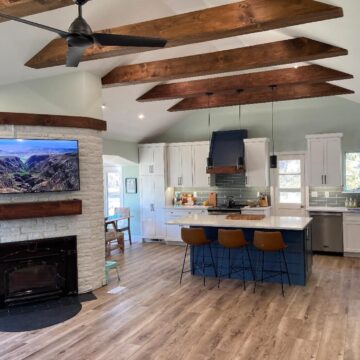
343, 213, 360, 256
167, 144, 192, 187
244, 138, 270, 187
139, 144, 166, 176
192, 142, 210, 187
242, 206, 272, 217
306, 134, 343, 187
165, 208, 208, 243
140, 175, 165, 239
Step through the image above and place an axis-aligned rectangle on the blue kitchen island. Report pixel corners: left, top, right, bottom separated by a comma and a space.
167, 215, 313, 286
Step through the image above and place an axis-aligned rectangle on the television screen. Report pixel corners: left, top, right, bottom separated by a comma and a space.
0, 139, 80, 194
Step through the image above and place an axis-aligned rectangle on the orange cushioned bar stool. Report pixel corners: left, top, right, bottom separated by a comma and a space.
218, 229, 255, 289
253, 231, 291, 296
180, 227, 217, 286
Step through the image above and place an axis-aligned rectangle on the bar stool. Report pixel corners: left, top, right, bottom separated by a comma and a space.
253, 231, 291, 296
217, 229, 254, 289
180, 228, 217, 286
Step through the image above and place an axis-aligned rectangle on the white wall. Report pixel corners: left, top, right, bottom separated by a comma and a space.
0, 72, 103, 120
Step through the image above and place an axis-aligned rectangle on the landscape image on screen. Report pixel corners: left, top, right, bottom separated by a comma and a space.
0, 139, 80, 194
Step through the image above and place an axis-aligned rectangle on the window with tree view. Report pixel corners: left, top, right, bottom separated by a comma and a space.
278, 159, 302, 205
345, 153, 360, 192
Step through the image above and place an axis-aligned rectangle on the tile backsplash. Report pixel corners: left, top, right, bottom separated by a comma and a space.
309, 187, 360, 207
175, 173, 270, 206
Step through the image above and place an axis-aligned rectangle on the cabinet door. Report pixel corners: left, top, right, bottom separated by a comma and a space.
166, 223, 182, 242
154, 175, 165, 238
308, 139, 325, 186
140, 176, 155, 238
245, 140, 269, 187
167, 146, 182, 187
153, 146, 165, 175
344, 223, 360, 253
193, 143, 210, 187
180, 145, 193, 187
324, 138, 342, 186
139, 147, 153, 176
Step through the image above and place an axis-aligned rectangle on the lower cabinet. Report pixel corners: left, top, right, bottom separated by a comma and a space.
343, 213, 360, 255
165, 208, 207, 244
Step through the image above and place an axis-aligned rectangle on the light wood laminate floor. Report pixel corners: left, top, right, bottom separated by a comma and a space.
1, 242, 360, 360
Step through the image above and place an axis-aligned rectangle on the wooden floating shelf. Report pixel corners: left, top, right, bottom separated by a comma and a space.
0, 200, 82, 220
207, 166, 245, 175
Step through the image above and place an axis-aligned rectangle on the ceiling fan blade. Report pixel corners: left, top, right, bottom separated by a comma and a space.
0, 12, 69, 38
66, 46, 85, 67
93, 33, 167, 48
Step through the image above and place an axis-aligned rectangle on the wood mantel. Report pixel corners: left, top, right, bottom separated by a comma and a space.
0, 200, 82, 220
0, 112, 107, 131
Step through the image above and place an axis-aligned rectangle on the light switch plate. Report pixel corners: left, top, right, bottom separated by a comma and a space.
311, 191, 318, 198
325, 191, 330, 198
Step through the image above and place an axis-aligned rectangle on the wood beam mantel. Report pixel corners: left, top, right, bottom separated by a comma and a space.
138, 65, 353, 102
102, 38, 348, 87
25, 0, 343, 69
0, 0, 73, 23
168, 83, 354, 112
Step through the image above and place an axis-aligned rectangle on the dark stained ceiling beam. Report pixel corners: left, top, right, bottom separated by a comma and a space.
168, 83, 354, 112
102, 38, 348, 87
25, 0, 343, 69
0, 0, 73, 23
137, 65, 353, 102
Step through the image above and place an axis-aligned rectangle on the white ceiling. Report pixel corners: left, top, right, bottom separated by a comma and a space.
0, 0, 358, 143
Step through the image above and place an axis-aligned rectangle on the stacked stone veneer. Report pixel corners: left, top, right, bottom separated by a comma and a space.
0, 125, 105, 293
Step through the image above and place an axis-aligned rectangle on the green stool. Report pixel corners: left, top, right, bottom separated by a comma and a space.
105, 260, 120, 284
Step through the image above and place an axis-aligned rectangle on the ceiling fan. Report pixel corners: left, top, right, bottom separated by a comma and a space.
0, 0, 167, 67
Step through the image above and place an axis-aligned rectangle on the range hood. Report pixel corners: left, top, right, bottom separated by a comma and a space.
207, 130, 248, 174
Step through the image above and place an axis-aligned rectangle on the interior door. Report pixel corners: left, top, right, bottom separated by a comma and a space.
325, 138, 342, 186
274, 154, 306, 217
308, 139, 325, 186
192, 143, 210, 187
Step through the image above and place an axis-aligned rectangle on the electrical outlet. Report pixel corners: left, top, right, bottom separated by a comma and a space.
311, 191, 318, 198
325, 191, 330, 198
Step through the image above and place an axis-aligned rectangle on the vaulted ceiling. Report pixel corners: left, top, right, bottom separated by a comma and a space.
0, 0, 358, 143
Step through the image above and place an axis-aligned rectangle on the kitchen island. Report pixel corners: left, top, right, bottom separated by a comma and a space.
167, 215, 313, 286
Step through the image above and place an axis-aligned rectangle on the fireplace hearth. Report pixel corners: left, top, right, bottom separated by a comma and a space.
0, 236, 78, 308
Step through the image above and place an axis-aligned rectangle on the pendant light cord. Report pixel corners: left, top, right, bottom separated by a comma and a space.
238, 90, 242, 130
271, 85, 276, 155
206, 92, 212, 141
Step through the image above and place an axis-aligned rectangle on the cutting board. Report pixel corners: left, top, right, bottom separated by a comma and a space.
226, 214, 265, 221
208, 192, 217, 207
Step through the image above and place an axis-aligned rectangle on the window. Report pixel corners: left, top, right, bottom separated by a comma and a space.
345, 153, 360, 192
105, 171, 122, 216
275, 155, 305, 209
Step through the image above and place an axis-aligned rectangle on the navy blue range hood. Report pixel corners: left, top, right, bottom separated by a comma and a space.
207, 130, 248, 174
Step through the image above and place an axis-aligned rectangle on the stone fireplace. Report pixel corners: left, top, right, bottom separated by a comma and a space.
0, 115, 106, 295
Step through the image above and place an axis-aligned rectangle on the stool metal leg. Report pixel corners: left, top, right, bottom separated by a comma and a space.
279, 250, 284, 296
281, 249, 291, 286
261, 251, 265, 283
115, 267, 120, 282
246, 246, 255, 280
208, 244, 217, 277
202, 246, 206, 286
228, 248, 232, 279
180, 244, 189, 285
218, 246, 226, 288
253, 250, 261, 293
241, 248, 246, 290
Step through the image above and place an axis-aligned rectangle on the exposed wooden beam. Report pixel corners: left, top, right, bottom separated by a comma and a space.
102, 38, 348, 87
25, 0, 343, 69
138, 65, 353, 102
168, 83, 354, 112
0, 0, 73, 23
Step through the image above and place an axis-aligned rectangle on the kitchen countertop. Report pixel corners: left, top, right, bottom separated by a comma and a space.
242, 206, 272, 210
164, 206, 209, 210
167, 214, 312, 231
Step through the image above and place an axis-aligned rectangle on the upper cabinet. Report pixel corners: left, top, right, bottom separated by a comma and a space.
244, 138, 270, 187
139, 144, 166, 176
167, 142, 210, 188
306, 133, 343, 187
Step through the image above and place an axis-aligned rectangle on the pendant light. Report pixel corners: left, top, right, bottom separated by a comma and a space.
237, 89, 244, 169
206, 92, 214, 169
270, 85, 277, 169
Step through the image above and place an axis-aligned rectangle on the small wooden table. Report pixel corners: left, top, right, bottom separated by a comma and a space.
105, 215, 132, 245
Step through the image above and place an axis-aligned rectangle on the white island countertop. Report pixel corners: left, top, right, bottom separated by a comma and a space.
167, 214, 313, 231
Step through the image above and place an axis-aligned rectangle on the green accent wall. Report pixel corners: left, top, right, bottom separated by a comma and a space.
103, 139, 139, 163
150, 97, 360, 153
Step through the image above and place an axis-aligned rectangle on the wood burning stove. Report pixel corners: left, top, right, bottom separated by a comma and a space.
0, 236, 78, 307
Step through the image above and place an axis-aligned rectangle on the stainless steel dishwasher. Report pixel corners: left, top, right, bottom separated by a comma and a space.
309, 212, 343, 254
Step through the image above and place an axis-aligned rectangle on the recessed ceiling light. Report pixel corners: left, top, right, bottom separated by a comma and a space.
138, 114, 145, 119
101, 104, 107, 110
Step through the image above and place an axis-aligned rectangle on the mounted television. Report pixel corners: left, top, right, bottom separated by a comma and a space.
0, 139, 80, 194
